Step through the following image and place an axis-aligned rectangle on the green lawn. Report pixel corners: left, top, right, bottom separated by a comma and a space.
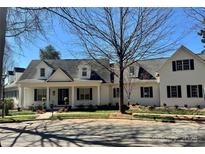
8, 110, 36, 116
0, 115, 37, 122
128, 106, 205, 115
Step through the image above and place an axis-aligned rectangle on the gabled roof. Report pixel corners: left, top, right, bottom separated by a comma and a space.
47, 68, 73, 82
14, 67, 25, 73
19, 59, 111, 83
158, 45, 205, 73
8, 71, 14, 75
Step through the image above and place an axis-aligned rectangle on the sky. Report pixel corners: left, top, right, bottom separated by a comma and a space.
9, 8, 205, 69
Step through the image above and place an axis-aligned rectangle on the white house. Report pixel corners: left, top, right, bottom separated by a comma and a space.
4, 45, 205, 109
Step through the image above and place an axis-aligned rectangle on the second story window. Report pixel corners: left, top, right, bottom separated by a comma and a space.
129, 66, 135, 76
40, 68, 45, 77
82, 67, 87, 77
172, 59, 194, 71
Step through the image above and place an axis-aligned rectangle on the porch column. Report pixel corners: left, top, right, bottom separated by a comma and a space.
71, 86, 75, 107
97, 85, 101, 106
46, 86, 50, 108
18, 86, 24, 108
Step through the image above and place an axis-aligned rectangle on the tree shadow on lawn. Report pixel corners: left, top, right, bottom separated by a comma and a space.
0, 120, 205, 147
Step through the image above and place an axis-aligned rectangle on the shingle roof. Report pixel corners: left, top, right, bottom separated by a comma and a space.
138, 57, 168, 77
14, 67, 25, 72
19, 59, 111, 83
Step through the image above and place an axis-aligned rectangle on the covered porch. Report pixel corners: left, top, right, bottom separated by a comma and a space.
18, 80, 102, 109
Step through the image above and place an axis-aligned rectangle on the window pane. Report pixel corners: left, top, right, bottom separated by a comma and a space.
36, 89, 46, 101
171, 86, 177, 97
176, 60, 182, 70
129, 66, 134, 75
40, 68, 45, 77
183, 60, 190, 70
191, 85, 198, 97
144, 87, 150, 97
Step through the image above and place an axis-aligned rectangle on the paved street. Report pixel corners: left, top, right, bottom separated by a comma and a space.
0, 119, 205, 147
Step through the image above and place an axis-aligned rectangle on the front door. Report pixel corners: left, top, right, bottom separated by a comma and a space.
58, 89, 69, 105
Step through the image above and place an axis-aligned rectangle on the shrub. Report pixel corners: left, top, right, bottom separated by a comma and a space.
4, 98, 14, 110
148, 106, 155, 110
77, 104, 85, 109
197, 105, 201, 109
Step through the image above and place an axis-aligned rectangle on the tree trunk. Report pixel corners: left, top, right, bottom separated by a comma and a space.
119, 61, 125, 113
0, 7, 7, 118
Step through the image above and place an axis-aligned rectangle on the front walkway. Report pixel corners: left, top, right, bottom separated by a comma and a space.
36, 112, 55, 120
0, 119, 205, 147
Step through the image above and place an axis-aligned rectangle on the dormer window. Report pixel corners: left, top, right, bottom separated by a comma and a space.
82, 67, 88, 77
40, 68, 45, 77
129, 66, 135, 76
78, 64, 91, 79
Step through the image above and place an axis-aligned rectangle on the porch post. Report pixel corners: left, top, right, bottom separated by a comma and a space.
71, 86, 75, 107
46, 86, 49, 108
97, 85, 101, 106
18, 86, 24, 108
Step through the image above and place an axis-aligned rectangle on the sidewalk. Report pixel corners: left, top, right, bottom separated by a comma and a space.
36, 112, 55, 120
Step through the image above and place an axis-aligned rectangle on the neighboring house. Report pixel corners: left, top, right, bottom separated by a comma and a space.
4, 45, 205, 109
5, 67, 25, 107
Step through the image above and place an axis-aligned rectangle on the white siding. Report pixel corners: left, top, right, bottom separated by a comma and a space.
160, 48, 205, 107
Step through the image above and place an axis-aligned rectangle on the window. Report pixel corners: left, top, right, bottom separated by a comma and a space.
140, 87, 153, 98
187, 85, 203, 98
5, 90, 18, 98
172, 59, 194, 71
176, 60, 183, 70
77, 88, 92, 100
183, 60, 190, 70
167, 85, 181, 98
113, 88, 119, 98
34, 89, 46, 101
129, 66, 135, 76
40, 68, 45, 77
82, 67, 87, 77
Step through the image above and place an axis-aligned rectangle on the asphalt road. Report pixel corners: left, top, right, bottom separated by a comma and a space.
0, 119, 205, 147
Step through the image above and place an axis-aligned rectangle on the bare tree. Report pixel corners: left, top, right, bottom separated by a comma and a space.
0, 7, 49, 117
185, 8, 205, 48
46, 7, 178, 113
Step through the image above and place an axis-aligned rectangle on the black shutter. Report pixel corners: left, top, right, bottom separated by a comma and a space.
150, 87, 153, 97
187, 85, 191, 98
34, 89, 37, 101
90, 88, 92, 100
172, 61, 176, 71
190, 59, 194, 70
198, 85, 203, 98
140, 87, 144, 98
167, 86, 170, 98
178, 86, 181, 98
77, 88, 80, 100
113, 88, 116, 98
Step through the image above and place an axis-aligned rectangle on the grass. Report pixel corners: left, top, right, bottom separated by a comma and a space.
0, 115, 37, 122
8, 110, 36, 116
53, 110, 118, 120
128, 106, 205, 115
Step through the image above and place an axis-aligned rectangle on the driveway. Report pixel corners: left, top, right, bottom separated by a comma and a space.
0, 119, 205, 147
